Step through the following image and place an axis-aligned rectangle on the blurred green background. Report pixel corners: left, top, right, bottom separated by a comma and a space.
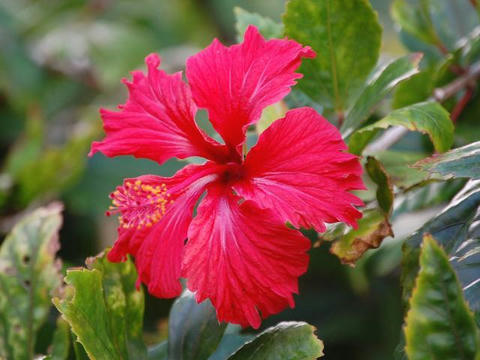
0, 1, 410, 359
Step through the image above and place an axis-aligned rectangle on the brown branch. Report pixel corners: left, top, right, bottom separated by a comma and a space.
433, 61, 480, 102
450, 87, 474, 123
337, 111, 345, 127
470, 0, 478, 8
436, 42, 450, 56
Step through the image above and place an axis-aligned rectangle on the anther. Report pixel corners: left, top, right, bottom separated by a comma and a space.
107, 179, 173, 229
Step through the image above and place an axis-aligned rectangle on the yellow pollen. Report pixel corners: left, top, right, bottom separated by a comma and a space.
107, 179, 173, 230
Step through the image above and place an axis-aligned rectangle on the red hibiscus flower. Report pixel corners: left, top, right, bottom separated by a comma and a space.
89, 26, 364, 329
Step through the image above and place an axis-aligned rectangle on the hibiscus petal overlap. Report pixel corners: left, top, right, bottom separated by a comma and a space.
186, 25, 315, 152
90, 54, 229, 165
234, 107, 365, 232
182, 185, 310, 328
91, 26, 364, 328
107, 163, 219, 298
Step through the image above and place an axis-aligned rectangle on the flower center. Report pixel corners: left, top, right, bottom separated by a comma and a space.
106, 179, 173, 229
220, 162, 246, 184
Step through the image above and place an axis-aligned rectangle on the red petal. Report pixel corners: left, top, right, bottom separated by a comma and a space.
90, 54, 230, 165
183, 185, 310, 328
107, 162, 220, 298
234, 107, 365, 232
186, 26, 315, 152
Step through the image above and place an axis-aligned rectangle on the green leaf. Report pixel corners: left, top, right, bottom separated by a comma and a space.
428, 0, 479, 52
330, 208, 393, 265
284, 0, 381, 111
402, 180, 480, 324
393, 179, 466, 218
365, 157, 394, 214
376, 151, 429, 189
227, 322, 324, 360
14, 122, 98, 206
168, 290, 227, 360
53, 250, 147, 360
392, 68, 435, 110
4, 110, 44, 178
404, 234, 480, 360
414, 141, 480, 180
47, 317, 70, 360
348, 101, 453, 155
148, 341, 167, 360
328, 155, 396, 267
341, 54, 422, 137
234, 7, 283, 41
0, 203, 63, 360
72, 336, 90, 360
209, 325, 254, 360
462, 28, 480, 65
392, 55, 456, 110
393, 0, 479, 54
256, 101, 288, 134
391, 0, 441, 47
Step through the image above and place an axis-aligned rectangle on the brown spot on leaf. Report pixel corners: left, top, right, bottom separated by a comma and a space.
85, 250, 106, 269
332, 218, 394, 266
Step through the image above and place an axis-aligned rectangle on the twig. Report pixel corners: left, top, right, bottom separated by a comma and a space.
337, 111, 345, 127
450, 87, 474, 123
433, 61, 480, 102
470, 0, 478, 8
363, 127, 409, 154
364, 61, 480, 154
436, 42, 450, 56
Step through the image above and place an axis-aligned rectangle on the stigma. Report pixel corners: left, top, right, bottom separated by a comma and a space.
106, 179, 173, 229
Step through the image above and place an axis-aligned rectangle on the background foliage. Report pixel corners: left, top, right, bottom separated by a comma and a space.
1, 0, 480, 359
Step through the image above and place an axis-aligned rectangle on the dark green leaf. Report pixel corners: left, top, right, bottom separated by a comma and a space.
341, 54, 422, 137
392, 68, 435, 110
365, 157, 394, 214
392, 54, 457, 110
209, 325, 254, 360
72, 336, 90, 360
391, 0, 441, 47
402, 180, 480, 324
404, 234, 480, 360
456, 92, 480, 145
415, 141, 480, 180
227, 322, 324, 360
393, 0, 479, 53
393, 179, 466, 218
348, 101, 453, 155
0, 203, 63, 360
46, 317, 70, 360
234, 7, 283, 41
4, 111, 44, 179
148, 341, 167, 360
53, 250, 147, 360
428, 0, 479, 52
14, 122, 98, 206
376, 151, 429, 189
168, 290, 227, 360
330, 209, 393, 265
284, 0, 381, 111
462, 28, 480, 65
